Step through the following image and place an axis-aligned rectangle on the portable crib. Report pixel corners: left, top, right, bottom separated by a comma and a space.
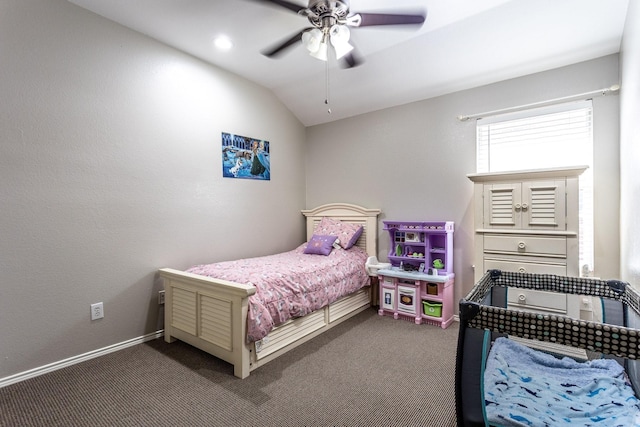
456, 269, 640, 427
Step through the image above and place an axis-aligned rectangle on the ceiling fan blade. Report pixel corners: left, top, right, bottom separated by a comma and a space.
255, 0, 307, 14
261, 28, 311, 58
347, 11, 426, 27
339, 51, 364, 69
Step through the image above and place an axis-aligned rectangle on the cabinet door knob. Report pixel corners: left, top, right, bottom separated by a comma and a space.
518, 267, 526, 273
521, 202, 528, 210
517, 241, 526, 250
518, 293, 526, 302
514, 203, 522, 211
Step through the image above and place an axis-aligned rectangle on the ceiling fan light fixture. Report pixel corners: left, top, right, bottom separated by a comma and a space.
329, 24, 350, 42
332, 40, 353, 60
309, 41, 328, 61
329, 25, 353, 60
302, 28, 323, 54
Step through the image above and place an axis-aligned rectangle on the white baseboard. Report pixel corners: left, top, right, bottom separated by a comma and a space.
0, 330, 164, 389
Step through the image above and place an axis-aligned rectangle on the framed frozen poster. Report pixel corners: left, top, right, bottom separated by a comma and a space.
221, 132, 270, 180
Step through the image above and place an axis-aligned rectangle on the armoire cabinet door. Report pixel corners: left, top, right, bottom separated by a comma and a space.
521, 180, 566, 230
482, 179, 566, 231
482, 183, 522, 229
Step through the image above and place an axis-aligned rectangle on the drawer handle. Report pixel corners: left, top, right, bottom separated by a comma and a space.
518, 293, 526, 303
518, 267, 526, 273
517, 241, 526, 250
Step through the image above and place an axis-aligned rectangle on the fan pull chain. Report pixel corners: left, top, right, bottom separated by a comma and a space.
325, 60, 331, 114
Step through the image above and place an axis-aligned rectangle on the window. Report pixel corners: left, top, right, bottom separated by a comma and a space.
476, 100, 594, 276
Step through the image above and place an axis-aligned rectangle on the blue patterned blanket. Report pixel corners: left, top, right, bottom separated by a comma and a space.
484, 337, 640, 426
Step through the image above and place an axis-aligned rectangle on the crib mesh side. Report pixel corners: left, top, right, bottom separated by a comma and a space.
457, 270, 640, 426
461, 270, 640, 360
627, 302, 640, 395
456, 274, 507, 427
455, 327, 489, 427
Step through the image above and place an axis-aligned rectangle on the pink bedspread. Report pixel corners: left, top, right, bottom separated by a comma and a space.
186, 244, 370, 343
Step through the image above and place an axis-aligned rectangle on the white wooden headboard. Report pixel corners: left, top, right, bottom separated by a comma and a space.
301, 203, 381, 258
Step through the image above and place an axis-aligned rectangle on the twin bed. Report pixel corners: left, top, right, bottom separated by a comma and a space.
159, 203, 380, 378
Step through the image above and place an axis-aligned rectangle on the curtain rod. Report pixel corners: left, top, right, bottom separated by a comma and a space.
457, 84, 620, 122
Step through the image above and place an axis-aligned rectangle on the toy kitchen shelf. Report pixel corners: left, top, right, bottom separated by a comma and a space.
379, 221, 455, 328
377, 268, 455, 329
384, 221, 454, 276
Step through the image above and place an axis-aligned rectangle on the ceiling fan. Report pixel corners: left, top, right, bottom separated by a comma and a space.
257, 0, 426, 68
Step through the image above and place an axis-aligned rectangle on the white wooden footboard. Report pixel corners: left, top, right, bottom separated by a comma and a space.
159, 268, 255, 378
160, 267, 371, 378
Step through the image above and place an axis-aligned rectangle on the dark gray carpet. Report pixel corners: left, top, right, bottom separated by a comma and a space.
0, 309, 459, 426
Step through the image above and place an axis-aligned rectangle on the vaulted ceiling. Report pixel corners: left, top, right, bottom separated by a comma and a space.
69, 0, 630, 126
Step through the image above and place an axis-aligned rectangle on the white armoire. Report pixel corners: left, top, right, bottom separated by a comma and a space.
467, 166, 587, 319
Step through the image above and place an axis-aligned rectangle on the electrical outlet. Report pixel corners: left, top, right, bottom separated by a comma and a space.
91, 302, 104, 320
158, 290, 165, 305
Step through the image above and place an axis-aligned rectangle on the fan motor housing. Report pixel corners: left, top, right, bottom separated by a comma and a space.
307, 0, 350, 28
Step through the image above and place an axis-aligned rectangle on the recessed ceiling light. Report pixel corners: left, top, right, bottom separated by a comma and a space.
213, 35, 233, 51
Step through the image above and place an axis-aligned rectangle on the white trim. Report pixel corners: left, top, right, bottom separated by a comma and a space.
0, 330, 164, 389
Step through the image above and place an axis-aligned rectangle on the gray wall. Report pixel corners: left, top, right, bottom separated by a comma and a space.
0, 0, 306, 379
620, 1, 640, 286
306, 55, 621, 302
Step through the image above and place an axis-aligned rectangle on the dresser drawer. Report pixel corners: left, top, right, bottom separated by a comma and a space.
484, 258, 567, 275
484, 234, 566, 257
507, 288, 567, 313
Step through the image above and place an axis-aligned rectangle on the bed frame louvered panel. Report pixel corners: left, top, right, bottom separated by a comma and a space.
159, 203, 380, 378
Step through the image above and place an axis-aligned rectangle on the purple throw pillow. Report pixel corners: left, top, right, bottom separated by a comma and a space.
303, 234, 338, 256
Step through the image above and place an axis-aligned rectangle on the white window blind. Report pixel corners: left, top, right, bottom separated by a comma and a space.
476, 100, 594, 275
